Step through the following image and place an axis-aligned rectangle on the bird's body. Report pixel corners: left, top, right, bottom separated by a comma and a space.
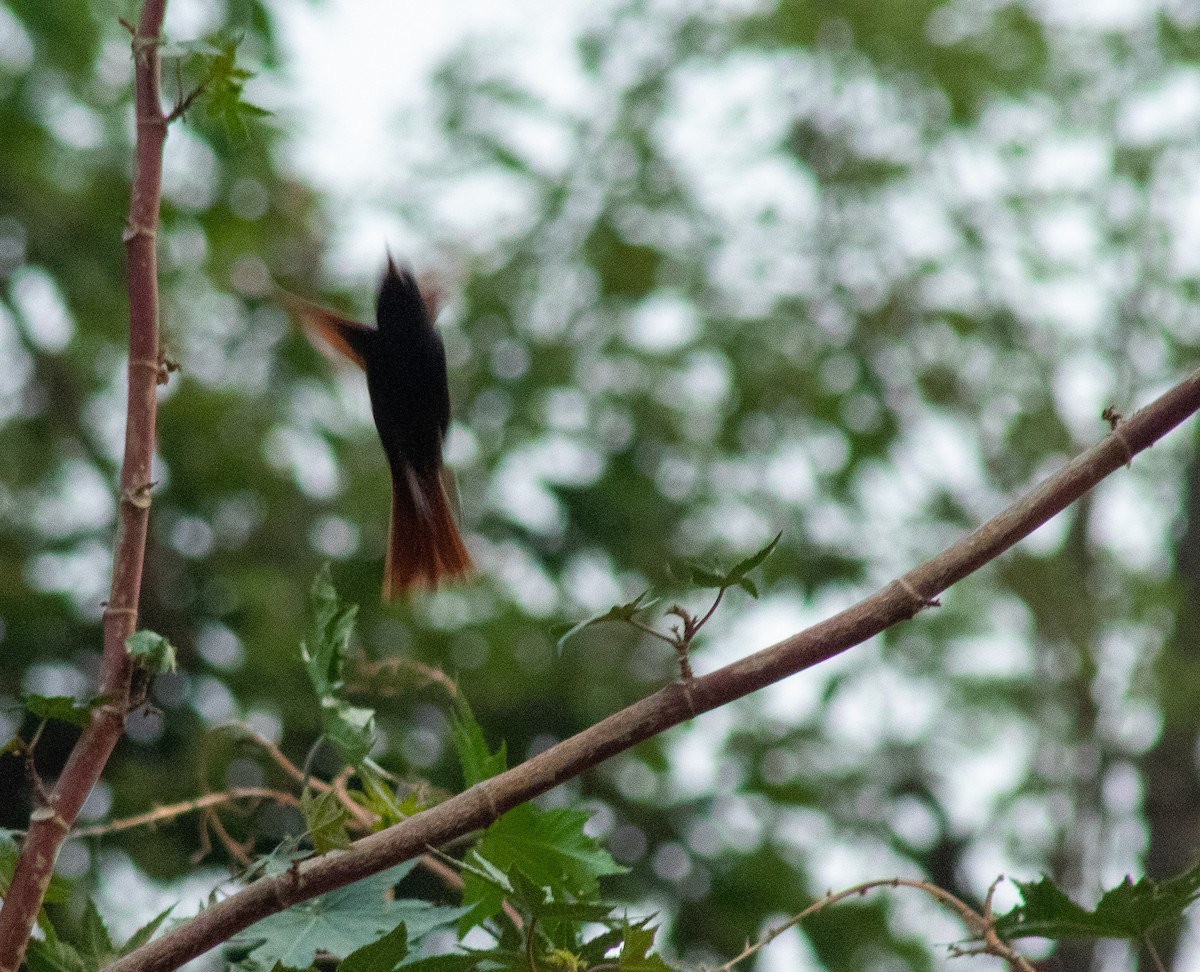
280, 259, 473, 598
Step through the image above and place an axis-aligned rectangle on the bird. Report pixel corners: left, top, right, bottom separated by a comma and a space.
278, 256, 473, 599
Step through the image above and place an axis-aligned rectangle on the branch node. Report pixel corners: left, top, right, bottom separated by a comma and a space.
121, 481, 156, 510
477, 779, 501, 823
123, 222, 157, 243
103, 605, 139, 618
28, 807, 69, 833
1103, 408, 1135, 469
895, 577, 940, 617
676, 679, 699, 718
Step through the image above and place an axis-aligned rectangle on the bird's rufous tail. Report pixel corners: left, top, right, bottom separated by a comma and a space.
383, 466, 473, 599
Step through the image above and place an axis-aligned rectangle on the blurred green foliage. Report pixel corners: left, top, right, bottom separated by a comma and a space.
3, 0, 1200, 969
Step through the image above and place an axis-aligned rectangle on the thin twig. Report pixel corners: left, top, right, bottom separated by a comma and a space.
716, 877, 1035, 972
71, 788, 301, 839
1144, 936, 1167, 972
692, 587, 725, 638
626, 619, 677, 647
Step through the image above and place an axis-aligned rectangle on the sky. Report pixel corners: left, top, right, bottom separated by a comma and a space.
270, 0, 596, 276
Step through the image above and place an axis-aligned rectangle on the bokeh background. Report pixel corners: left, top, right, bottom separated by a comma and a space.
3, 0, 1200, 969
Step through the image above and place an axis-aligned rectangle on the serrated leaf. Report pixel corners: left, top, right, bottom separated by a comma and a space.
338, 922, 408, 972
323, 700, 377, 768
726, 531, 783, 581
450, 695, 506, 788
21, 694, 101, 728
125, 631, 176, 674
463, 805, 625, 927
994, 866, 1200, 941
616, 920, 672, 972
736, 578, 759, 599
557, 591, 657, 653
79, 899, 116, 963
676, 532, 782, 593
301, 788, 352, 853
357, 766, 406, 829
25, 931, 87, 972
185, 32, 271, 139
389, 955, 480, 972
233, 861, 467, 968
679, 564, 727, 588
300, 567, 376, 767
123, 906, 174, 954
303, 564, 358, 699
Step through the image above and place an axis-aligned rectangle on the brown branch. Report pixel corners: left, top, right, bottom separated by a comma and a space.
103, 367, 1200, 972
71, 788, 301, 840
0, 3, 168, 969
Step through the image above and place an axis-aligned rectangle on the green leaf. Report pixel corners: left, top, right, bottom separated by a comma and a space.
463, 805, 625, 926
300, 566, 376, 767
125, 631, 177, 674
676, 532, 782, 596
233, 862, 465, 968
450, 695, 507, 788
557, 590, 658, 653
185, 32, 272, 139
21, 694, 100, 728
994, 867, 1200, 941
337, 922, 408, 972
726, 531, 783, 582
79, 900, 116, 964
123, 906, 174, 954
616, 919, 672, 972
301, 788, 352, 853
303, 564, 359, 699
25, 925, 88, 972
324, 700, 377, 768
356, 766, 406, 829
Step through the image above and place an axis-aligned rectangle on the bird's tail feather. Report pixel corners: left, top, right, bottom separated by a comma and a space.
383, 466, 473, 599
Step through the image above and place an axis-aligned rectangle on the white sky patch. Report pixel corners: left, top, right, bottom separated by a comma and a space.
623, 292, 698, 353
1089, 474, 1172, 576
1036, 0, 1160, 30
274, 0, 596, 270
264, 426, 343, 499
32, 460, 114, 538
1023, 134, 1112, 194
1118, 67, 1200, 145
666, 710, 736, 798
825, 664, 945, 748
25, 540, 111, 611
1032, 203, 1101, 267
929, 725, 1035, 830
10, 265, 74, 352
1165, 168, 1200, 278
1053, 351, 1115, 441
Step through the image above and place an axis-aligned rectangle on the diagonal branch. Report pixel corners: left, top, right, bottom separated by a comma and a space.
0, 2, 169, 969
105, 367, 1200, 972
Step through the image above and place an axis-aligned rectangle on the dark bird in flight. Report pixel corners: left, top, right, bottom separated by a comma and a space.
279, 257, 473, 599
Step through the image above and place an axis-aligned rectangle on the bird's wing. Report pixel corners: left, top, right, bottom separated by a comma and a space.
276, 286, 373, 370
